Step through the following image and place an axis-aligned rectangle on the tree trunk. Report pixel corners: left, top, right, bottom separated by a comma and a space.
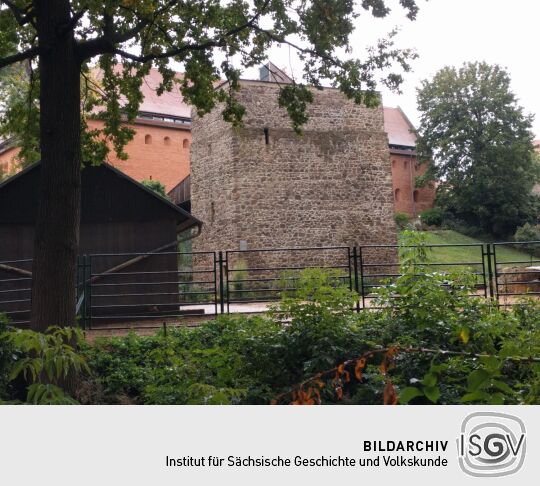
30, 0, 81, 331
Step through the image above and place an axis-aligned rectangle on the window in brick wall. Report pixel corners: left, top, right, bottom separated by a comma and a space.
145, 134, 152, 145
183, 139, 190, 149
413, 190, 419, 203
403, 160, 408, 169
164, 136, 171, 146
394, 188, 401, 202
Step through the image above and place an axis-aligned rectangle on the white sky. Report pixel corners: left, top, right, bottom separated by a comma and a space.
246, 0, 540, 138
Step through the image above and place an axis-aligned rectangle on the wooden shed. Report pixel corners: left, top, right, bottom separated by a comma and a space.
0, 162, 202, 326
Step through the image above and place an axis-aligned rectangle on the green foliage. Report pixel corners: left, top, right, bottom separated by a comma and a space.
420, 207, 444, 227
0, 313, 12, 399
394, 212, 410, 230
2, 250, 540, 405
0, 1, 420, 166
416, 62, 540, 237
2, 326, 88, 404
141, 179, 168, 198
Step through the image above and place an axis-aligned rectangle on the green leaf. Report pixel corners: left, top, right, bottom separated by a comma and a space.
399, 387, 424, 404
423, 385, 441, 403
422, 373, 437, 387
492, 380, 513, 394
467, 369, 491, 392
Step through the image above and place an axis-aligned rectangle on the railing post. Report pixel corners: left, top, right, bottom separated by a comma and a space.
358, 246, 366, 310
85, 255, 92, 329
352, 246, 360, 312
218, 251, 225, 315
487, 244, 496, 302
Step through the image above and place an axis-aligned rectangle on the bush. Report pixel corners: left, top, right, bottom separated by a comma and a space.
514, 223, 540, 243
394, 212, 410, 230
0, 314, 12, 399
420, 207, 444, 227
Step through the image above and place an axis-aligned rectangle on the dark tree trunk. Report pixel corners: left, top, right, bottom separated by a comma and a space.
30, 0, 81, 331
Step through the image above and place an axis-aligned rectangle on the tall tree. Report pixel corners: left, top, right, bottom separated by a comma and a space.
0, 0, 419, 331
416, 62, 540, 236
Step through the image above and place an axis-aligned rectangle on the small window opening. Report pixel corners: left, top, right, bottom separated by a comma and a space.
183, 139, 190, 149
394, 188, 401, 202
413, 190, 419, 203
164, 136, 171, 146
263, 127, 269, 145
145, 134, 152, 145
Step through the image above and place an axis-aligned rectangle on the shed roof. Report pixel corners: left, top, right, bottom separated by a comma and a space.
0, 162, 202, 231
383, 106, 417, 148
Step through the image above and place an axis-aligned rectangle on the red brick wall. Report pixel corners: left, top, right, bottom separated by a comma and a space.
0, 147, 20, 178
391, 152, 435, 217
88, 119, 191, 191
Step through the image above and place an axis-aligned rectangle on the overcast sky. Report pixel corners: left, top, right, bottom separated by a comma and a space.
248, 0, 540, 138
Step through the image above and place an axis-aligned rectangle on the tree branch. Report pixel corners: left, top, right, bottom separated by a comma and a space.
0, 46, 39, 69
76, 0, 271, 63
2, 0, 35, 27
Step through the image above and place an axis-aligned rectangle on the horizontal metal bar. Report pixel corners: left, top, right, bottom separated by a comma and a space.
89, 251, 215, 257
495, 260, 539, 265
493, 241, 540, 246
227, 264, 349, 273
92, 280, 215, 288
497, 292, 540, 296
92, 290, 215, 298
226, 246, 349, 254
228, 288, 290, 294
91, 300, 215, 309
0, 298, 31, 304
90, 313, 214, 321
361, 261, 482, 268
0, 277, 32, 283
0, 288, 31, 294
90, 269, 214, 277
359, 244, 484, 249
0, 259, 33, 265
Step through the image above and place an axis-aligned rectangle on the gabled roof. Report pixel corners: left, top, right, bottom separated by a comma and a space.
0, 161, 202, 231
383, 106, 417, 148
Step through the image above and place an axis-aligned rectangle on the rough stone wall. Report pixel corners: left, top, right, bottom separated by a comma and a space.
191, 81, 397, 268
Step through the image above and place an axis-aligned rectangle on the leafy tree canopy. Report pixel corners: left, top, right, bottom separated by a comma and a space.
0, 0, 419, 167
416, 62, 540, 237
0, 0, 420, 330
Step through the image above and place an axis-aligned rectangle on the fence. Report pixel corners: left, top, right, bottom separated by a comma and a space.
1, 241, 540, 329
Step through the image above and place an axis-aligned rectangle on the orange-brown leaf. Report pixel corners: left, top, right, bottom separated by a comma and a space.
380, 358, 387, 375
355, 358, 366, 380
337, 364, 345, 375
383, 380, 398, 405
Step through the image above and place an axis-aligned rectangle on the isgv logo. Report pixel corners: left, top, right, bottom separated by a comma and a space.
457, 412, 526, 477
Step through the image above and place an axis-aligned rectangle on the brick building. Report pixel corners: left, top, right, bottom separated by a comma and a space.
384, 107, 435, 217
190, 79, 398, 256
0, 68, 192, 191
1, 66, 433, 220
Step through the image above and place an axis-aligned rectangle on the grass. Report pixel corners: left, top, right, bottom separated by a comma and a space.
416, 230, 538, 269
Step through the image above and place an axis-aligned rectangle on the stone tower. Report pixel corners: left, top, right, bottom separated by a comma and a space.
190, 79, 397, 254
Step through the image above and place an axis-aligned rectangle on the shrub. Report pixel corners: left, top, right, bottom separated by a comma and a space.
514, 223, 540, 243
420, 207, 444, 227
0, 314, 12, 400
394, 212, 410, 230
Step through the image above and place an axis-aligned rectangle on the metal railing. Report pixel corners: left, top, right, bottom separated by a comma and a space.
2, 241, 540, 329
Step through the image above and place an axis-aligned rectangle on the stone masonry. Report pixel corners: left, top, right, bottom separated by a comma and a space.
191, 80, 397, 257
